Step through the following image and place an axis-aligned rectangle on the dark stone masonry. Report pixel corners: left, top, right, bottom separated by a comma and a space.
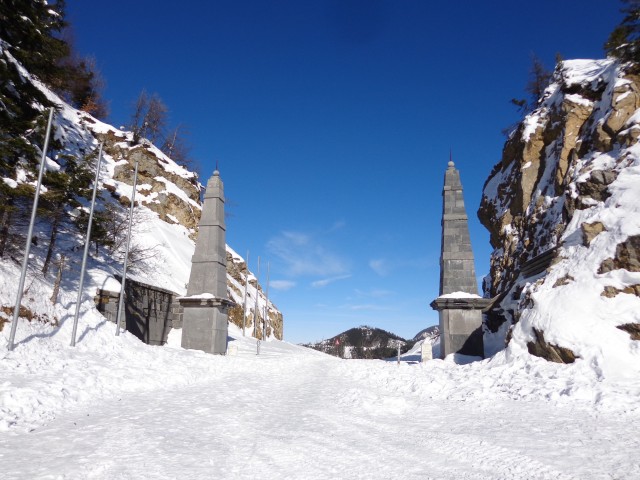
431, 159, 490, 358
95, 278, 181, 346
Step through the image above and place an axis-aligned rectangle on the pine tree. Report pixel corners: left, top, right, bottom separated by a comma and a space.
0, 0, 69, 86
0, 0, 67, 257
0, 102, 52, 258
58, 54, 109, 118
605, 0, 640, 63
504, 54, 552, 128
38, 152, 95, 275
526, 54, 552, 104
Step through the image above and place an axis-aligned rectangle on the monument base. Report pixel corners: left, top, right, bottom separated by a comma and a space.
179, 297, 235, 354
430, 296, 491, 359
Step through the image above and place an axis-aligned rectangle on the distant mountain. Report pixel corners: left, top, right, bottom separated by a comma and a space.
412, 325, 440, 342
303, 326, 416, 359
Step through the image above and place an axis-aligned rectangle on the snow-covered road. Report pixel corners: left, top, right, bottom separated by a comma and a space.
2, 331, 638, 479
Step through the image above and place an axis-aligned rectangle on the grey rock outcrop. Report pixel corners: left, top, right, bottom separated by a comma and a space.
598, 235, 640, 273
97, 130, 202, 232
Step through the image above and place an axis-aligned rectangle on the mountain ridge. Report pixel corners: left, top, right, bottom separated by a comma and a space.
302, 325, 440, 359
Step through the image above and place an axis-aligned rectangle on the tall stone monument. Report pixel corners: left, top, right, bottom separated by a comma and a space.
430, 158, 490, 358
180, 169, 235, 354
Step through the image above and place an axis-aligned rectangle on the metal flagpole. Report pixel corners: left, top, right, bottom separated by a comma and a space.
242, 250, 249, 336
7, 107, 54, 351
254, 256, 260, 354
253, 256, 260, 338
115, 159, 139, 336
263, 261, 269, 340
70, 142, 104, 347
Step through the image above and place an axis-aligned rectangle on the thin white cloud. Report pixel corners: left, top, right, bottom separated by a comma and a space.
269, 280, 296, 291
267, 230, 350, 277
327, 220, 346, 232
369, 258, 388, 276
355, 288, 393, 298
369, 256, 432, 276
311, 274, 352, 288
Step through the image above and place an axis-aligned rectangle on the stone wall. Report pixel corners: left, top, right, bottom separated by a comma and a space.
95, 278, 182, 346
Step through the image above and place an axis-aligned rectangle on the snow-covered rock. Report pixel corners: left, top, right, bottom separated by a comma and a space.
478, 58, 640, 375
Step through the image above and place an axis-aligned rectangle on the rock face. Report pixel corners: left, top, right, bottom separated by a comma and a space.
225, 249, 284, 340
95, 129, 202, 232
478, 59, 640, 368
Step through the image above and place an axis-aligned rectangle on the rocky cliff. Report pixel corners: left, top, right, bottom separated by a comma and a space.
479, 59, 640, 370
226, 248, 284, 340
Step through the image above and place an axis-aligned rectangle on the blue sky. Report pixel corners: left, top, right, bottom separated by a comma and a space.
67, 1, 622, 344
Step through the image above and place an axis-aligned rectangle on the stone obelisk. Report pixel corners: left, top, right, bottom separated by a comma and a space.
430, 158, 490, 358
439, 158, 478, 295
180, 169, 235, 354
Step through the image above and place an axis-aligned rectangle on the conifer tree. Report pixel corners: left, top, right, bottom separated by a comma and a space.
605, 0, 640, 63
0, 99, 52, 257
505, 54, 552, 130
526, 54, 552, 104
0, 0, 69, 86
0, 1, 68, 256
38, 152, 95, 275
60, 54, 109, 119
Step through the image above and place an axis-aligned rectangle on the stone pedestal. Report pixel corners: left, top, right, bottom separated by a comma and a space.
180, 297, 234, 354
430, 296, 490, 358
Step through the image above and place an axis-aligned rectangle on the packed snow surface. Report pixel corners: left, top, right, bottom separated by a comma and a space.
1, 312, 639, 479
